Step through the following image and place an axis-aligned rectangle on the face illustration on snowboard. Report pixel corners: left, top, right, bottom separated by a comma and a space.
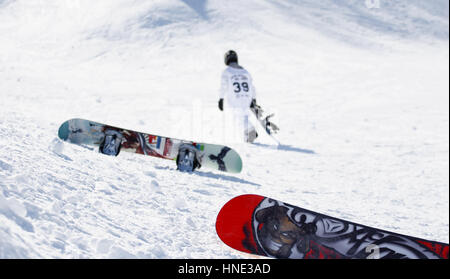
253, 200, 318, 258
250, 198, 446, 259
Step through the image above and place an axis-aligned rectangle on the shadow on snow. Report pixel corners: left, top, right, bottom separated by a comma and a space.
252, 143, 316, 155
154, 165, 260, 187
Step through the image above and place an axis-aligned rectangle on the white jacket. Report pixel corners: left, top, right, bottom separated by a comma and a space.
219, 63, 256, 111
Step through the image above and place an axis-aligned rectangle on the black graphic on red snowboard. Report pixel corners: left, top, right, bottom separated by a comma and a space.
216, 194, 448, 259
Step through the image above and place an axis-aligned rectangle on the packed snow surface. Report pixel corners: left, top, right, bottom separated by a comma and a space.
0, 0, 448, 258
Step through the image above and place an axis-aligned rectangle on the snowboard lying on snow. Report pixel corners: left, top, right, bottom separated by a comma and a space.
58, 118, 242, 173
216, 194, 449, 259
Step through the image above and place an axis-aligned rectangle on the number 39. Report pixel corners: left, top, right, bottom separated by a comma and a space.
233, 82, 249, 93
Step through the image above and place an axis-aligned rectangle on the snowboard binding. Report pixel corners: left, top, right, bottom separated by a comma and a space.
99, 129, 123, 156
263, 114, 279, 135
251, 103, 263, 119
251, 104, 279, 135
176, 144, 201, 172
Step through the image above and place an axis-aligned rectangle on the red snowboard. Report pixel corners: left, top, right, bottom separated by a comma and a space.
216, 194, 448, 259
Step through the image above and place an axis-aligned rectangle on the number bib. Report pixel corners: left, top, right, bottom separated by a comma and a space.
231, 74, 251, 98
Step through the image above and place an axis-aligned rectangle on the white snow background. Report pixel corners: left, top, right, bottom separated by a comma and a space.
0, 0, 448, 258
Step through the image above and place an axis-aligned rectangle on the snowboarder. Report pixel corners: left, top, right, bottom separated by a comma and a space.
218, 50, 258, 143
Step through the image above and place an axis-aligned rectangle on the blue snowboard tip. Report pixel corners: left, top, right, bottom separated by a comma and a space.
58, 121, 70, 140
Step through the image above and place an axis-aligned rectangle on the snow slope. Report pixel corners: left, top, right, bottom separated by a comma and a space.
0, 0, 448, 258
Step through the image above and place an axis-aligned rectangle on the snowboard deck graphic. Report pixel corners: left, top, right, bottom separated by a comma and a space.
58, 118, 242, 173
216, 194, 448, 259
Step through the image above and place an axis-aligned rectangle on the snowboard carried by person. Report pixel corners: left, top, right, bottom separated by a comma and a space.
249, 100, 279, 139
58, 118, 243, 173
216, 194, 449, 259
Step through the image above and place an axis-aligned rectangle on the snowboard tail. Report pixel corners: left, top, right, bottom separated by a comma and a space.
216, 194, 449, 259
58, 118, 242, 173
